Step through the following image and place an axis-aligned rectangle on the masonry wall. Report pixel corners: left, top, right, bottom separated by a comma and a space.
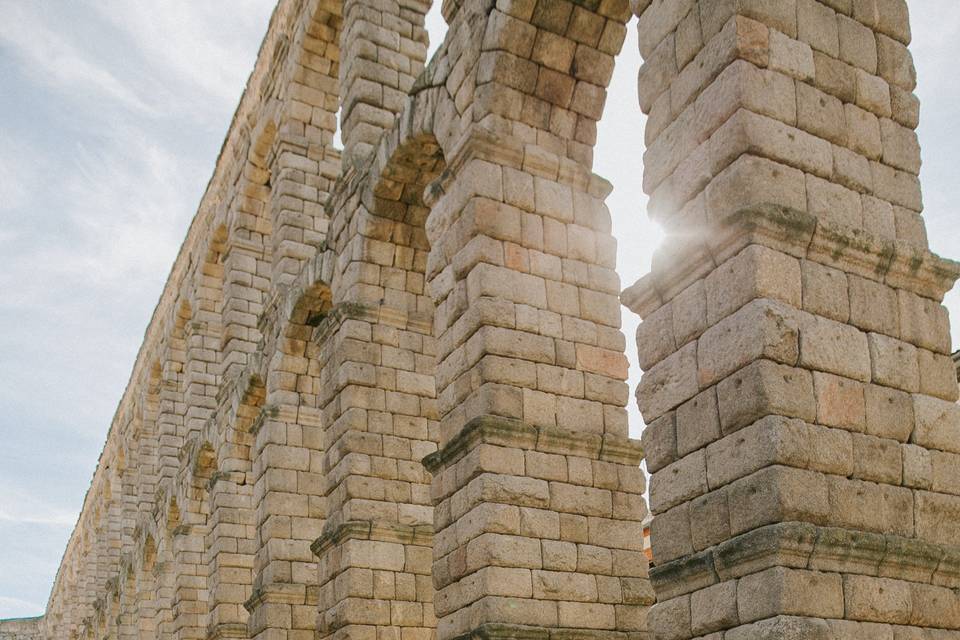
33, 1, 652, 638
625, 0, 960, 638
0, 618, 42, 640
24, 1, 960, 640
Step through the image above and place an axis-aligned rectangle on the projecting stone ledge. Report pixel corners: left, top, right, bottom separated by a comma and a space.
622, 204, 960, 319
448, 622, 651, 640
422, 414, 645, 474
648, 521, 960, 601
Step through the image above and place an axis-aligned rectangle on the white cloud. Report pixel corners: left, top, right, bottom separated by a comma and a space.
0, 596, 44, 620
1, 0, 960, 623
0, 3, 158, 116
0, 148, 32, 213
0, 488, 76, 529
0, 2, 278, 620
88, 0, 272, 109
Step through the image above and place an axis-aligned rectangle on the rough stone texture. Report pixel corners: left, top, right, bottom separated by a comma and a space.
624, 1, 960, 639
25, 1, 652, 640
0, 618, 41, 640
21, 1, 960, 640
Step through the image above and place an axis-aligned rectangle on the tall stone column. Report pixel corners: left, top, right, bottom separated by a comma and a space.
170, 525, 207, 640
422, 1, 655, 637
311, 135, 443, 638
269, 1, 342, 288
625, 1, 960, 637
339, 0, 431, 167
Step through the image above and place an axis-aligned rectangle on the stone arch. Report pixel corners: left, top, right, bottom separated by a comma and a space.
132, 361, 163, 529
115, 558, 137, 640
219, 121, 279, 385
397, 3, 658, 638
134, 533, 159, 640
312, 104, 447, 636
153, 301, 191, 497
241, 274, 333, 640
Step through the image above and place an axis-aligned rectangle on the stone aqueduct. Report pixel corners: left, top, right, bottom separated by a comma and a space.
4, 0, 960, 638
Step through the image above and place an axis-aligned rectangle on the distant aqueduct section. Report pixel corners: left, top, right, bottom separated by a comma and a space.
9, 1, 960, 639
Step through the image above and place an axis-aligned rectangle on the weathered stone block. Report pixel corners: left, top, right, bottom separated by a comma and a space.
717, 360, 817, 434
676, 388, 722, 457
737, 566, 844, 622
864, 384, 914, 441
691, 579, 739, 635
698, 298, 800, 388
650, 503, 693, 565
798, 312, 871, 382
647, 594, 691, 640
849, 275, 899, 336
689, 489, 732, 551
706, 155, 808, 222
705, 245, 803, 325
642, 411, 678, 473
802, 260, 850, 323
649, 449, 708, 514
814, 371, 866, 432
868, 332, 920, 393
912, 395, 960, 454
637, 342, 700, 423
851, 432, 902, 484
727, 466, 830, 535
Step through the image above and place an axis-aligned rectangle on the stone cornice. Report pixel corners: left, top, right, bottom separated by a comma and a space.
310, 300, 434, 348
649, 521, 960, 601
422, 415, 644, 474
310, 520, 433, 558
622, 205, 960, 318
243, 582, 307, 613
205, 622, 249, 640
450, 623, 642, 640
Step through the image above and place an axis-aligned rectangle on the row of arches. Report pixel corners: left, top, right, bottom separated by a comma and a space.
42, 0, 347, 637
42, 0, 655, 638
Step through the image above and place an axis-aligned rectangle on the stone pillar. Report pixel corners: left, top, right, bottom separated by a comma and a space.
157, 322, 188, 488
269, 2, 341, 288
117, 567, 137, 640
205, 468, 255, 640
424, 140, 652, 639
245, 314, 327, 640
421, 0, 657, 636
184, 317, 218, 443
625, 1, 960, 637
311, 132, 442, 637
221, 132, 274, 383
339, 0, 431, 166
170, 525, 207, 640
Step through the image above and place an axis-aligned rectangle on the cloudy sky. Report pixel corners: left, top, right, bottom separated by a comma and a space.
1, 0, 959, 620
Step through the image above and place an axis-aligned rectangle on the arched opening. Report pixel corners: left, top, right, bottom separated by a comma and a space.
135, 534, 158, 640
313, 125, 445, 638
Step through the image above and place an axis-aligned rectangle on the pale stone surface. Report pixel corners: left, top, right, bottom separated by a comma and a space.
32, 2, 960, 640
629, 2, 960, 639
